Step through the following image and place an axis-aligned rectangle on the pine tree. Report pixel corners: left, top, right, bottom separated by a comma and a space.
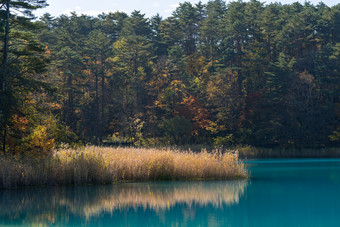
0, 0, 48, 153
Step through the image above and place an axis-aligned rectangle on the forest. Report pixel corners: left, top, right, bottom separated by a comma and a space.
1, 0, 340, 154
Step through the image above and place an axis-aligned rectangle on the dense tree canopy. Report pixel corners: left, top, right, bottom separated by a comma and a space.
1, 0, 340, 153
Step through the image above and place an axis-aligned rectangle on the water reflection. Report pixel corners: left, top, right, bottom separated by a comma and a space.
0, 180, 248, 226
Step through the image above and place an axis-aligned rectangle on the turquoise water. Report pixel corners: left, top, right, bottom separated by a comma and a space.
1, 159, 340, 226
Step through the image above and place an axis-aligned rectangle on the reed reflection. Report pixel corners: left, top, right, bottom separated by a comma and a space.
0, 180, 247, 225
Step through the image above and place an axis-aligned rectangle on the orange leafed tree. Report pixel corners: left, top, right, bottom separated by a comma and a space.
175, 95, 211, 135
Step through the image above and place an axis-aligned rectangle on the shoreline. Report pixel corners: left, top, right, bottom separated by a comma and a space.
237, 147, 340, 159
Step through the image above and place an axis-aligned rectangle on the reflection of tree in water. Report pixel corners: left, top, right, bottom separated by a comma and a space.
0, 181, 247, 225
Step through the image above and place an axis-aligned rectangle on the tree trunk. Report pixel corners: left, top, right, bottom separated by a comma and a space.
101, 65, 105, 143
1, 0, 10, 92
1, 0, 10, 154
95, 66, 99, 145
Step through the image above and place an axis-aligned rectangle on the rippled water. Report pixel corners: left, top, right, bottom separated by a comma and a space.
1, 159, 340, 226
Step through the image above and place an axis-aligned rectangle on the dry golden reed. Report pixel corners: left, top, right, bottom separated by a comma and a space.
0, 146, 247, 188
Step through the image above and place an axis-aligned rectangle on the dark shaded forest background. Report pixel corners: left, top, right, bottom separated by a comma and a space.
1, 0, 340, 153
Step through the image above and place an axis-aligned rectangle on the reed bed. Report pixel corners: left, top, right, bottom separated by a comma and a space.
0, 146, 247, 188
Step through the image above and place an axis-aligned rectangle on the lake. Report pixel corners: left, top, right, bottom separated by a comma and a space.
1, 159, 340, 226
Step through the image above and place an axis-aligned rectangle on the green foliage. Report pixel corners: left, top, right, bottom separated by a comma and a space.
54, 124, 81, 149
214, 134, 234, 147
158, 116, 192, 144
329, 130, 340, 142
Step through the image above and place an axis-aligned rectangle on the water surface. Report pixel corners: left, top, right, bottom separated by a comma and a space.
1, 159, 340, 226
